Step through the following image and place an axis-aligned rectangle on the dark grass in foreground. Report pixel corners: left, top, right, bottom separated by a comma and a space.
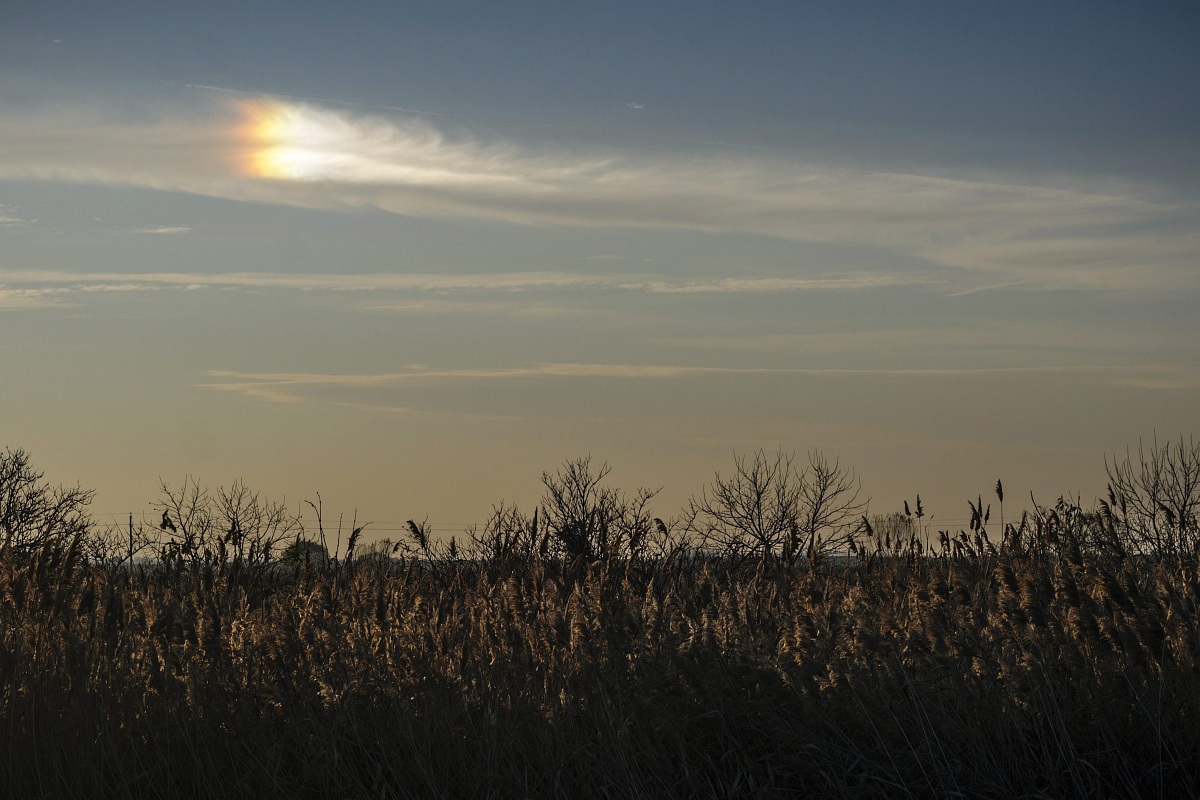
2, 442, 1199, 798
1, 538, 1197, 798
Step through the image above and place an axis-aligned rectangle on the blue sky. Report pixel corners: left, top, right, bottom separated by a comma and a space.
2, 2, 1198, 538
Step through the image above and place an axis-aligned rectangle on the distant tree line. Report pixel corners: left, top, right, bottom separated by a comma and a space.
2, 435, 1199, 575
1, 439, 1198, 797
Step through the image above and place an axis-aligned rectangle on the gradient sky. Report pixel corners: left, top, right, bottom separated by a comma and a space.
3, 2, 1198, 542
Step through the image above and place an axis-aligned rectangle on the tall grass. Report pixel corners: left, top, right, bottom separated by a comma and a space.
1, 446, 1198, 797
1, 523, 1197, 797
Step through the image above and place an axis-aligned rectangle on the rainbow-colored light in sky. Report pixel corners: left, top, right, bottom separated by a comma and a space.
234, 97, 475, 189
237, 99, 350, 181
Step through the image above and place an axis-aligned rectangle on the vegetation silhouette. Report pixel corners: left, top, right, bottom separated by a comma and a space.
0, 443, 1197, 798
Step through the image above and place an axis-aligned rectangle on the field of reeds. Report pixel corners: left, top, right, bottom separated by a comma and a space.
1, 443, 1198, 798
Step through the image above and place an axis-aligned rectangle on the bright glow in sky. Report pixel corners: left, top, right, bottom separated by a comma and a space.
239, 99, 428, 183
2, 2, 1198, 540
240, 99, 321, 180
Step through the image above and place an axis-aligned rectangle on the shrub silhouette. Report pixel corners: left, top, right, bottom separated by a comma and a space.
685, 448, 865, 566
281, 536, 329, 566
1104, 433, 1200, 559
0, 447, 93, 556
0, 441, 1197, 798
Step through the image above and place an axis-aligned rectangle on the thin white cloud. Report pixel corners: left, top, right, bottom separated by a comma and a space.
943, 278, 1043, 297
1, 96, 1195, 289
650, 322, 1180, 361
0, 287, 73, 310
1112, 377, 1198, 391
636, 275, 924, 293
0, 277, 167, 309
363, 297, 584, 317
202, 363, 728, 388
199, 364, 772, 404
0, 205, 35, 228
0, 269, 611, 292
0, 269, 926, 296
200, 361, 1172, 406
130, 226, 192, 235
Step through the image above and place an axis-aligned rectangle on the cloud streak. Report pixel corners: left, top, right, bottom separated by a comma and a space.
637, 275, 923, 293
0, 205, 35, 229
0, 287, 73, 310
0, 269, 926, 297
130, 226, 192, 235
201, 362, 1180, 408
1, 96, 1196, 287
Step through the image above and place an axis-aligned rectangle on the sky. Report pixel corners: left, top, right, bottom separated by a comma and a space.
2, 1, 1198, 543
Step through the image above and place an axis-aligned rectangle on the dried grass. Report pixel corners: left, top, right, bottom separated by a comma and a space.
1, 465, 1198, 798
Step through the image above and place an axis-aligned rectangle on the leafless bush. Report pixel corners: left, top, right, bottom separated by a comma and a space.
539, 457, 659, 563
1104, 434, 1200, 559
461, 502, 545, 567
856, 510, 925, 561
0, 447, 93, 556
86, 515, 158, 567
154, 477, 300, 574
685, 449, 866, 566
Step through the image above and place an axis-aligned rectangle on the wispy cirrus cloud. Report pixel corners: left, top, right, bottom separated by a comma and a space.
0, 269, 612, 292
129, 225, 192, 235
0, 287, 72, 310
1, 95, 1196, 288
636, 275, 924, 293
650, 322, 1186, 363
0, 269, 928, 297
199, 364, 771, 405
0, 205, 35, 228
361, 298, 586, 317
1111, 375, 1199, 391
200, 364, 726, 405
200, 362, 1182, 409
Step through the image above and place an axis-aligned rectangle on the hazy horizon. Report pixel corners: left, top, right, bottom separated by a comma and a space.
3, 2, 1198, 542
